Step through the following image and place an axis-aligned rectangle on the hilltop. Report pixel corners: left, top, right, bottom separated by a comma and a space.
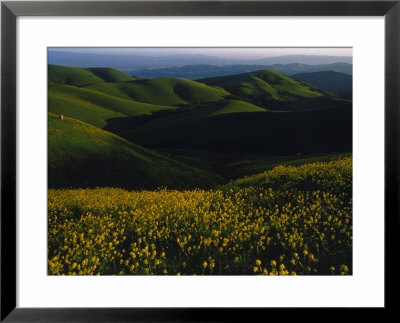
48, 64, 135, 86
198, 69, 346, 110
83, 77, 231, 107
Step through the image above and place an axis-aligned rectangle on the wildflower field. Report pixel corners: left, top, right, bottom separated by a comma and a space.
48, 157, 352, 276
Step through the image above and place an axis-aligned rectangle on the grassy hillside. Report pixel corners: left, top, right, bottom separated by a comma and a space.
207, 100, 267, 115
86, 67, 135, 83
198, 69, 331, 109
48, 113, 222, 190
48, 91, 125, 129
84, 78, 231, 107
120, 102, 352, 155
293, 70, 352, 99
49, 65, 105, 86
48, 85, 175, 130
48, 64, 134, 86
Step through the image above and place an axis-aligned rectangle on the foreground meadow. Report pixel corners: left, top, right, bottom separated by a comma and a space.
48, 157, 352, 276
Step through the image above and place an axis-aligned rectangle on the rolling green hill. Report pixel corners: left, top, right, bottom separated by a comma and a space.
48, 84, 175, 129
48, 91, 125, 129
207, 100, 267, 115
48, 113, 222, 189
84, 77, 231, 107
48, 65, 231, 108
86, 67, 135, 83
49, 65, 105, 86
48, 64, 134, 86
198, 69, 329, 109
293, 70, 352, 99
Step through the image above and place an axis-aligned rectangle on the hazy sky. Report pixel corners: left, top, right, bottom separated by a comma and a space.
49, 47, 352, 59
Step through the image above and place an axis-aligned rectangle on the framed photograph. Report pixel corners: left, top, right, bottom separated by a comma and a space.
1, 0, 398, 321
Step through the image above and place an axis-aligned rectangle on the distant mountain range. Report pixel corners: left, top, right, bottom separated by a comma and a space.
48, 50, 352, 71
132, 63, 352, 80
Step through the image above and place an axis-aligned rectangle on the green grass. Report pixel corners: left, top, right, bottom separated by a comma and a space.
86, 67, 135, 83
49, 65, 105, 86
48, 64, 134, 86
48, 113, 223, 190
207, 100, 266, 115
198, 69, 326, 109
48, 92, 125, 129
84, 78, 231, 106
48, 84, 176, 129
81, 82, 138, 100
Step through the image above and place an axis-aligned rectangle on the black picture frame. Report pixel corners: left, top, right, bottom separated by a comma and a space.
1, 1, 399, 321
